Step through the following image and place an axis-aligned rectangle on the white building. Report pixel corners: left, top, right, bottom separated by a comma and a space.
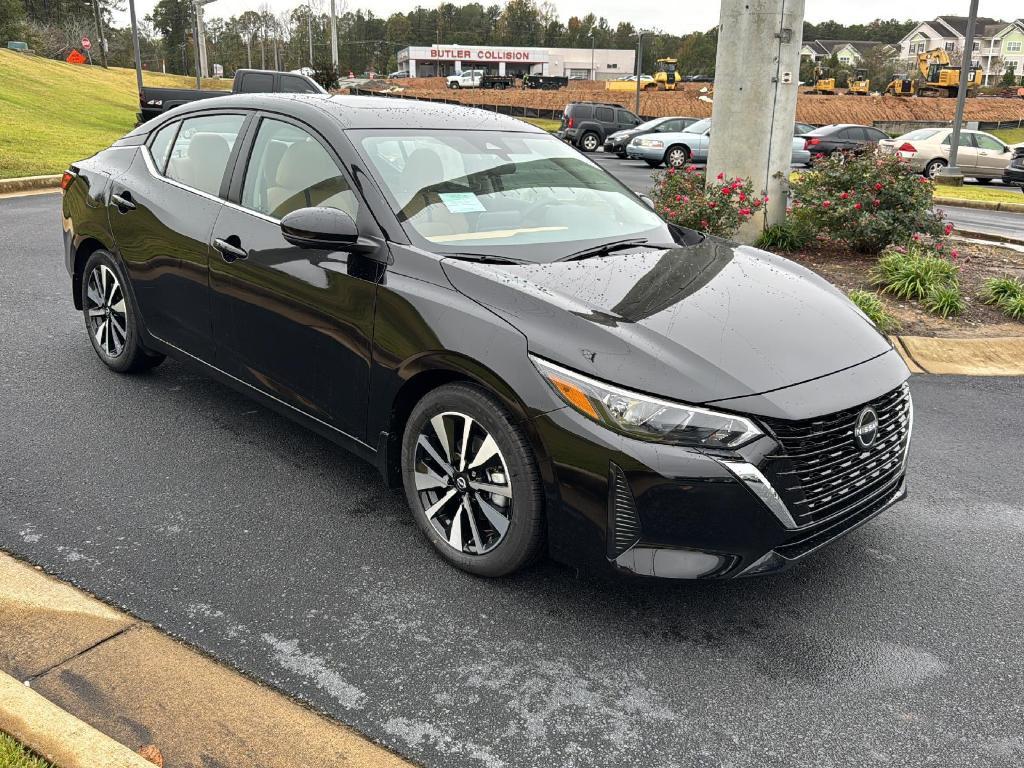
396, 44, 636, 80
896, 16, 1022, 84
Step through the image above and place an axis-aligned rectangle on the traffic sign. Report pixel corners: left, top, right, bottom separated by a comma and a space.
81, 36, 91, 50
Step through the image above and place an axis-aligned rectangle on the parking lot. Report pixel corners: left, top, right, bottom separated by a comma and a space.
2, 190, 1023, 767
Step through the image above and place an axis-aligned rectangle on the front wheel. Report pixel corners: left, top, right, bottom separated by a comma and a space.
664, 145, 690, 168
401, 383, 545, 577
81, 250, 164, 373
578, 132, 600, 152
644, 159, 662, 168
449, 82, 460, 89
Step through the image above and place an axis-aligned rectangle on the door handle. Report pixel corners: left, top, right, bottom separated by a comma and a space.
111, 191, 136, 212
214, 237, 248, 263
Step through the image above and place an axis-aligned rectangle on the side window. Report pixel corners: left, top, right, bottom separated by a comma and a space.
280, 76, 317, 93
148, 121, 179, 174
594, 106, 614, 122
573, 105, 593, 120
866, 128, 888, 142
942, 132, 975, 147
615, 109, 634, 126
975, 134, 1005, 151
241, 118, 358, 221
165, 113, 245, 197
845, 127, 868, 141
239, 73, 274, 92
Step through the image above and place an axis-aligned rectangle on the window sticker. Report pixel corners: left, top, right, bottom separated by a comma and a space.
439, 192, 486, 213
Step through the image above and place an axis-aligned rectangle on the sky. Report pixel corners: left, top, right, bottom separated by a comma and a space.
117, 0, 1024, 36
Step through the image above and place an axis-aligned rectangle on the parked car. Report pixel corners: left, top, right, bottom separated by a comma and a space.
1005, 146, 1024, 190
446, 70, 515, 89
603, 116, 700, 157
878, 127, 1018, 181
626, 118, 811, 167
794, 122, 816, 136
556, 101, 642, 152
60, 94, 912, 579
138, 68, 325, 123
387, 70, 410, 79
522, 74, 568, 90
801, 124, 890, 156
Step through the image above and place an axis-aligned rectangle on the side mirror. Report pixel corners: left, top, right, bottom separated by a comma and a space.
280, 206, 366, 251
639, 194, 655, 209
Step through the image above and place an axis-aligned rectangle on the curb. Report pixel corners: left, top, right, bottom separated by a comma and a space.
0, 671, 154, 768
952, 227, 1024, 246
934, 195, 1024, 213
891, 335, 1024, 376
0, 175, 61, 194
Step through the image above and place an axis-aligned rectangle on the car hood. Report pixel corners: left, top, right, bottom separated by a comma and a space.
441, 238, 893, 405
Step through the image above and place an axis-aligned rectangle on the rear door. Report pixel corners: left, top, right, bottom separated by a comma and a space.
109, 111, 248, 360
209, 113, 380, 438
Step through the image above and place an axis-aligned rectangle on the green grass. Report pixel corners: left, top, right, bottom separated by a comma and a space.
871, 248, 959, 301
933, 183, 1024, 205
0, 50, 230, 178
849, 289, 899, 333
0, 733, 52, 768
991, 127, 1024, 145
518, 117, 561, 132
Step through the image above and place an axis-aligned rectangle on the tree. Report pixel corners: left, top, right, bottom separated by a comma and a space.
1002, 61, 1018, 87
148, 0, 195, 74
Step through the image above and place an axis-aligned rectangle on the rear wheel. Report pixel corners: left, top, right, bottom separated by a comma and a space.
81, 250, 164, 374
578, 131, 600, 152
664, 145, 690, 168
925, 158, 947, 179
974, 177, 993, 185
401, 383, 544, 577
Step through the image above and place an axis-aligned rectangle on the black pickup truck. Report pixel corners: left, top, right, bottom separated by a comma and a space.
137, 68, 326, 123
522, 75, 569, 90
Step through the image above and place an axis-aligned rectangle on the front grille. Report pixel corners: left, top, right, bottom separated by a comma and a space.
760, 383, 911, 527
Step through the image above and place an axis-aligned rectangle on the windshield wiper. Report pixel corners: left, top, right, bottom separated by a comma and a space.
558, 238, 673, 262
443, 252, 526, 265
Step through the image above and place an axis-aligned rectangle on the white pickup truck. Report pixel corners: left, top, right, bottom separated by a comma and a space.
445, 70, 515, 89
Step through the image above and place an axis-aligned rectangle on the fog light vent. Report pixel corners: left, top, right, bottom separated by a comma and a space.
608, 463, 641, 557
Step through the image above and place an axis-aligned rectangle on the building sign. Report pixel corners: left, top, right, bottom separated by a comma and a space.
400, 45, 550, 64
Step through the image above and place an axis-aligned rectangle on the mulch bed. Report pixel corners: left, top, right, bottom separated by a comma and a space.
786, 239, 1024, 337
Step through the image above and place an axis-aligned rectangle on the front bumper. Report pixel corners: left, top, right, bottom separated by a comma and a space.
604, 137, 629, 153
533, 377, 912, 580
1003, 166, 1024, 187
625, 144, 664, 161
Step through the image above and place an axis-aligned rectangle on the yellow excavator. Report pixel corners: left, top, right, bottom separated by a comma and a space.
884, 72, 915, 96
653, 58, 680, 91
807, 66, 836, 95
848, 68, 870, 95
886, 48, 982, 97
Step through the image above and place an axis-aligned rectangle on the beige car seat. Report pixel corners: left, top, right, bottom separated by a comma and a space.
266, 140, 357, 219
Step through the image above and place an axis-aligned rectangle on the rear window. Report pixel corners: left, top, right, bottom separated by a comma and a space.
570, 104, 593, 120
900, 129, 941, 141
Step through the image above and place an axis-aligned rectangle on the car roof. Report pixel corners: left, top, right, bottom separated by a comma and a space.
132, 93, 547, 134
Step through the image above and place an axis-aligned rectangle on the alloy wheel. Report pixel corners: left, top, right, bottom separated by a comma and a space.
85, 264, 128, 358
413, 411, 513, 556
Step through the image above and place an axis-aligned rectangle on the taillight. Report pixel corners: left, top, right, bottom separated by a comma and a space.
60, 170, 76, 191
805, 137, 821, 149
567, 116, 574, 129
898, 142, 916, 153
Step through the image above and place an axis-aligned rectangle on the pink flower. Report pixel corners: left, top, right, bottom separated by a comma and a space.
716, 172, 725, 180
872, 199, 881, 207
668, 167, 676, 175
839, 192, 848, 200
738, 192, 747, 202
874, 182, 883, 191
944, 223, 954, 236
683, 195, 690, 203
822, 200, 832, 209
854, 202, 862, 210
686, 164, 697, 172
951, 250, 959, 259
700, 219, 709, 229
786, 206, 793, 214
738, 207, 751, 216
912, 233, 921, 241
675, 194, 682, 202
708, 201, 717, 209
721, 187, 731, 196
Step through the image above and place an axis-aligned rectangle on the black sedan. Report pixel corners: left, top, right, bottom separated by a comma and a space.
603, 116, 699, 157
803, 123, 891, 156
61, 94, 912, 579
1005, 146, 1024, 190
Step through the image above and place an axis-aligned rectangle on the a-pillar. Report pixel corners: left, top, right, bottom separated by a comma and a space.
706, 0, 805, 243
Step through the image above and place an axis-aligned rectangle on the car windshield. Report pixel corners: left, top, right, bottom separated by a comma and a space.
636, 118, 667, 131
353, 129, 676, 262
685, 118, 711, 134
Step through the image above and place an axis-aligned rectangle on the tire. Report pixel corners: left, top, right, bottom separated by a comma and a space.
616, 150, 628, 158
974, 177, 993, 185
81, 249, 164, 374
449, 82, 460, 89
925, 158, 947, 179
644, 159, 662, 168
578, 132, 600, 152
401, 383, 545, 577
664, 145, 690, 168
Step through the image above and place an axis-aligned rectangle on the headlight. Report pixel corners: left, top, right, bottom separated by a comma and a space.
638, 138, 664, 148
532, 357, 763, 449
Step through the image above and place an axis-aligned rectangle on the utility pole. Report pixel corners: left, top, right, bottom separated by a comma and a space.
590, 34, 595, 80
330, 0, 338, 69
89, 0, 108, 67
706, 0, 805, 243
635, 32, 646, 114
935, 0, 979, 187
192, 8, 202, 87
193, 0, 214, 79
127, 0, 144, 95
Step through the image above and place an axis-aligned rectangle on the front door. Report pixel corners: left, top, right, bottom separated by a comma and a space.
110, 112, 247, 360
209, 115, 379, 440
973, 133, 1013, 178
943, 131, 979, 174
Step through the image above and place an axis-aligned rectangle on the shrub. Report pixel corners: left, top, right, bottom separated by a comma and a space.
979, 276, 1024, 306
871, 245, 959, 301
311, 60, 340, 91
754, 221, 812, 252
790, 148, 945, 253
996, 294, 1024, 321
922, 283, 966, 318
849, 289, 899, 333
650, 166, 764, 238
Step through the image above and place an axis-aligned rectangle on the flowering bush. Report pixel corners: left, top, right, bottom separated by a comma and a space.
650, 166, 765, 237
791, 149, 946, 253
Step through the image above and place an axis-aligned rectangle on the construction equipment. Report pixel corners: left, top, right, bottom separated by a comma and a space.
884, 73, 916, 96
910, 48, 982, 98
848, 68, 870, 95
806, 66, 836, 95
653, 58, 680, 91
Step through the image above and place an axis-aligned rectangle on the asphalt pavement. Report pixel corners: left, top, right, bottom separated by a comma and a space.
2, 192, 1024, 768
592, 153, 1024, 240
